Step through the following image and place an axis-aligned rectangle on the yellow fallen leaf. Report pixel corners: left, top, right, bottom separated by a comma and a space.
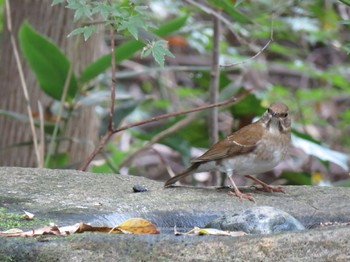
117, 218, 160, 234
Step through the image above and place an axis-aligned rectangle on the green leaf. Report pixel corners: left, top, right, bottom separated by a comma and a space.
92, 2, 113, 20
207, 0, 252, 24
68, 25, 97, 41
339, 20, 350, 25
280, 171, 312, 185
99, 99, 142, 136
0, 109, 59, 135
230, 94, 265, 117
0, 109, 30, 123
66, 0, 92, 21
18, 22, 78, 101
118, 15, 144, 40
79, 15, 188, 84
141, 40, 175, 67
45, 153, 69, 168
342, 42, 350, 54
162, 136, 192, 163
91, 163, 115, 174
339, 0, 350, 7
51, 0, 65, 6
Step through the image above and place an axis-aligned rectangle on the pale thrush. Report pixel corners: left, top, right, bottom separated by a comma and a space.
164, 102, 291, 201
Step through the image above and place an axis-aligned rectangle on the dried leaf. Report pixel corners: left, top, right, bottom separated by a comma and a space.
0, 228, 24, 235
60, 223, 121, 234
117, 218, 160, 234
174, 226, 246, 237
23, 210, 35, 220
195, 227, 246, 237
0, 224, 62, 237
0, 218, 159, 238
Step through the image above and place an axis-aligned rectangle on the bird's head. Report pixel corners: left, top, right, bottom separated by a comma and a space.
261, 102, 291, 134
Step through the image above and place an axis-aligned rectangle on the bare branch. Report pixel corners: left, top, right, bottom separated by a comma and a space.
120, 112, 199, 168
183, 0, 246, 45
112, 91, 249, 135
108, 0, 116, 131
79, 129, 113, 171
220, 39, 272, 68
208, 14, 221, 185
209, 15, 220, 145
79, 91, 250, 171
221, 8, 275, 68
38, 101, 45, 168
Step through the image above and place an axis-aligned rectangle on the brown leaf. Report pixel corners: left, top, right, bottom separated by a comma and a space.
61, 223, 122, 234
0, 224, 62, 237
117, 218, 160, 234
0, 218, 160, 238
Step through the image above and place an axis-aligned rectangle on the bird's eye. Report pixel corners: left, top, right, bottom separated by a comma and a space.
282, 113, 288, 117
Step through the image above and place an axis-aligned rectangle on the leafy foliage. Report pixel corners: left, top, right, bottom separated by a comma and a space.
141, 40, 175, 67
7, 0, 350, 188
14, 6, 186, 168
55, 0, 173, 67
19, 22, 78, 102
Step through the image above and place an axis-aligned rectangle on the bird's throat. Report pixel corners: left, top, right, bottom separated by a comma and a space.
266, 119, 283, 134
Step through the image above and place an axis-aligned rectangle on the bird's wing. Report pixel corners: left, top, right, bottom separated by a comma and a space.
192, 122, 263, 163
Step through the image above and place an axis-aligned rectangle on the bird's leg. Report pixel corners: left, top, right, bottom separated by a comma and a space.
227, 175, 255, 202
245, 175, 285, 193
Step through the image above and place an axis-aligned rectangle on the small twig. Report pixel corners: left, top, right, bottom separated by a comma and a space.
220, 40, 272, 68
151, 147, 176, 179
79, 1, 117, 171
112, 91, 248, 134
220, 8, 275, 68
79, 129, 112, 171
5, 0, 41, 166
184, 0, 275, 68
45, 65, 73, 167
120, 112, 199, 168
108, 2, 117, 131
79, 91, 249, 171
37, 101, 45, 168
183, 0, 246, 45
208, 14, 221, 185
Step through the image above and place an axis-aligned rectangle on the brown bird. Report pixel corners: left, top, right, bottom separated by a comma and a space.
164, 102, 291, 201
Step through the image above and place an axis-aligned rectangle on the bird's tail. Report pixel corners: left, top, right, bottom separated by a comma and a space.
164, 162, 201, 187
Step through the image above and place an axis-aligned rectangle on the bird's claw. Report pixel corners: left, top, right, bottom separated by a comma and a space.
228, 190, 256, 203
250, 185, 285, 193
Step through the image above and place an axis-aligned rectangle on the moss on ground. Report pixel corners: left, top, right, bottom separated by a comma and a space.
0, 207, 49, 231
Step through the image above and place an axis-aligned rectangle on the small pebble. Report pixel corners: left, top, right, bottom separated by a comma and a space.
133, 184, 148, 193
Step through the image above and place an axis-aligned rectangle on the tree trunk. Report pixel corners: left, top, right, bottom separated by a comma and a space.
0, 0, 104, 167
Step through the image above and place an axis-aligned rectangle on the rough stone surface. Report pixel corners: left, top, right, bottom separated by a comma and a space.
0, 167, 350, 261
206, 206, 305, 234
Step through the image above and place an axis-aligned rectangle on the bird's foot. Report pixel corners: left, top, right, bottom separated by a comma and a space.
228, 190, 255, 203
251, 184, 285, 193
245, 175, 285, 194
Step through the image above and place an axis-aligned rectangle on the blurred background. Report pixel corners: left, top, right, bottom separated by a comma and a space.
0, 0, 349, 188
